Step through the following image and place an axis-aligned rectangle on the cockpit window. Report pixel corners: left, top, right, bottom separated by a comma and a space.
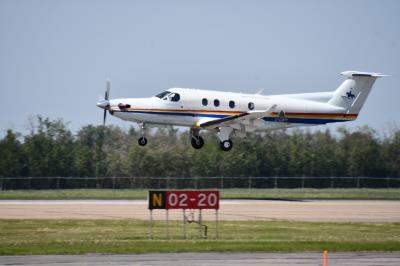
155, 91, 171, 99
170, 93, 180, 102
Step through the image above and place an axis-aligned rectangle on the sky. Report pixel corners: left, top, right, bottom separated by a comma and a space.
0, 0, 399, 137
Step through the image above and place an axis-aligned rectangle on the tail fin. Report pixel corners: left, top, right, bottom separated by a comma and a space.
328, 71, 387, 114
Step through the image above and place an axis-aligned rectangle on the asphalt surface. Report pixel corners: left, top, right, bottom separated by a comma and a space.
1, 252, 400, 266
0, 199, 399, 222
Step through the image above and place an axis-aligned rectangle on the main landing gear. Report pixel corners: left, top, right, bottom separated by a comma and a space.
191, 135, 204, 149
220, 139, 233, 151
189, 127, 234, 151
190, 129, 204, 149
217, 127, 233, 152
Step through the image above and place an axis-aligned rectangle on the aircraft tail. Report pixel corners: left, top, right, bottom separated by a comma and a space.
328, 71, 387, 114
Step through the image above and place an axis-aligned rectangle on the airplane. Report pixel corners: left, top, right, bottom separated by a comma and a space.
96, 71, 387, 151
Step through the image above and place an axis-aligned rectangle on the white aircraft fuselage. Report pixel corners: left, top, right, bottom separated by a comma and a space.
96, 71, 386, 151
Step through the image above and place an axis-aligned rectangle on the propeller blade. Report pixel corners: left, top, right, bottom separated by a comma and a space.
103, 109, 107, 125
105, 79, 111, 100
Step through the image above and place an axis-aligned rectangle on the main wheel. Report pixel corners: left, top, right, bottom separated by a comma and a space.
220, 139, 233, 151
191, 135, 204, 149
138, 136, 148, 146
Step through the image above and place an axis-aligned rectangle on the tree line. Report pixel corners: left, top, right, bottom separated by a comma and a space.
0, 116, 399, 178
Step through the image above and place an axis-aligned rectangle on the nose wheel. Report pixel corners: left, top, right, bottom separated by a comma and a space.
138, 136, 147, 146
191, 135, 204, 149
137, 123, 148, 146
220, 139, 233, 151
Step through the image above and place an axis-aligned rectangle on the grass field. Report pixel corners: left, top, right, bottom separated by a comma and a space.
0, 188, 399, 199
0, 219, 399, 255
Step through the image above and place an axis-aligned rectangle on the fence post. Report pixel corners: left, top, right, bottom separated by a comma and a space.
149, 209, 153, 240
198, 209, 202, 238
274, 177, 277, 189
220, 177, 223, 189
166, 209, 170, 239
356, 177, 360, 189
330, 177, 334, 188
215, 209, 219, 239
248, 176, 252, 190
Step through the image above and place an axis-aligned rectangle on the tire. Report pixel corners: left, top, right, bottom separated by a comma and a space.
220, 139, 233, 151
191, 135, 204, 149
138, 137, 148, 146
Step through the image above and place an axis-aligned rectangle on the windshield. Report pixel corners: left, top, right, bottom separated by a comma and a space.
155, 91, 171, 99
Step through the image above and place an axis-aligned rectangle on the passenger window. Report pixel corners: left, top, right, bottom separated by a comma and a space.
202, 98, 208, 106
248, 102, 255, 110
214, 99, 220, 107
170, 93, 180, 102
229, 100, 235, 108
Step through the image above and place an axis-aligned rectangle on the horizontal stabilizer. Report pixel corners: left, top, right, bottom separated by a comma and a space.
341, 71, 389, 78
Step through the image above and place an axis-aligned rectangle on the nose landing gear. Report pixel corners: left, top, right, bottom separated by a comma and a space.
138, 136, 148, 146
138, 123, 148, 147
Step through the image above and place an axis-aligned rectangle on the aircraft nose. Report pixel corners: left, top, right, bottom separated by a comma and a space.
96, 99, 109, 109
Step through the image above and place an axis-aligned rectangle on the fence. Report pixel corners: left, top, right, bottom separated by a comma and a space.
1, 176, 399, 190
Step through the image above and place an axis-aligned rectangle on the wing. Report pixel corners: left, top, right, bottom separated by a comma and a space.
196, 104, 277, 129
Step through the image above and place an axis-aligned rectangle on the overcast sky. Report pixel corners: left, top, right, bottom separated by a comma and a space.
0, 0, 399, 136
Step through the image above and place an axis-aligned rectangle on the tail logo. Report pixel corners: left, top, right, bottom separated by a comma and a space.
345, 90, 356, 99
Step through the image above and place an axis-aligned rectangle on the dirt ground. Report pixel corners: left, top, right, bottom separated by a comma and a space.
0, 199, 399, 222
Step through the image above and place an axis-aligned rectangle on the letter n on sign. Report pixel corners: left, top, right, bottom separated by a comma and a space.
148, 191, 167, 209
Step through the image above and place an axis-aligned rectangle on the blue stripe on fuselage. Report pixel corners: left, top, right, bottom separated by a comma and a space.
117, 109, 228, 118
261, 117, 347, 124
115, 110, 348, 124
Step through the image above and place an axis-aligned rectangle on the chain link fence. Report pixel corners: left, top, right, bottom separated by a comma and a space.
1, 176, 399, 190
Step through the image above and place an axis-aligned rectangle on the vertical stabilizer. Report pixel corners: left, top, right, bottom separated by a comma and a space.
328, 71, 386, 114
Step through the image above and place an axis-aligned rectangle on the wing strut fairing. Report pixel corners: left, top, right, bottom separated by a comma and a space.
196, 104, 277, 129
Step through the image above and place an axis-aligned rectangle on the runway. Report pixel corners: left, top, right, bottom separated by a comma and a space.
1, 252, 400, 266
1, 199, 399, 222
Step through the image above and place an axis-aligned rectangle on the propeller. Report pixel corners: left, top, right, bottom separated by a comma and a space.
96, 79, 111, 125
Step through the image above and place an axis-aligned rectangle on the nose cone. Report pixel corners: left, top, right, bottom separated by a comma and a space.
96, 99, 109, 109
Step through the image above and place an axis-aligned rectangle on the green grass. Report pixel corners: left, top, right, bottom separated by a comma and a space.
0, 219, 399, 255
222, 188, 400, 199
0, 188, 399, 199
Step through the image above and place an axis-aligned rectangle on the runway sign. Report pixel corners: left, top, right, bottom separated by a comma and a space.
148, 190, 219, 210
